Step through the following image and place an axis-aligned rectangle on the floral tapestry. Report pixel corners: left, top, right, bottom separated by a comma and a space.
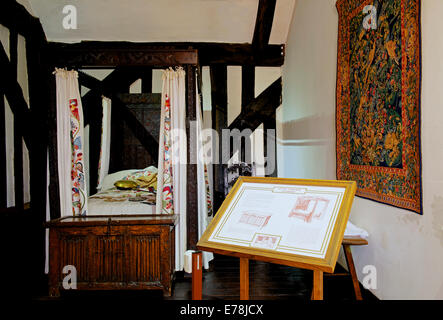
336, 0, 422, 213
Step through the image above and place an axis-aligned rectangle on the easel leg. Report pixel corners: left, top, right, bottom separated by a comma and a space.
239, 257, 249, 300
343, 245, 363, 300
192, 251, 203, 300
312, 270, 324, 300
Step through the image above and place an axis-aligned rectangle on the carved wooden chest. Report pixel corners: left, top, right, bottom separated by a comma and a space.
46, 215, 177, 297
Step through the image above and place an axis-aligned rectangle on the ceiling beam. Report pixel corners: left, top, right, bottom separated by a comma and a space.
195, 42, 283, 66
252, 0, 277, 51
46, 42, 198, 68
46, 42, 284, 67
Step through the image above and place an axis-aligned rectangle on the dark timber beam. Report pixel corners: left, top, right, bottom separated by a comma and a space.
82, 68, 140, 125
263, 116, 277, 177
196, 43, 283, 66
81, 68, 140, 192
141, 68, 153, 93
46, 42, 198, 68
229, 77, 282, 132
10, 28, 24, 209
242, 66, 256, 108
48, 75, 61, 220
240, 65, 256, 162
186, 65, 198, 250
252, 0, 277, 51
26, 29, 51, 289
0, 0, 46, 45
46, 42, 284, 67
0, 88, 6, 207
0, 41, 33, 147
210, 65, 228, 213
113, 96, 159, 163
78, 71, 103, 90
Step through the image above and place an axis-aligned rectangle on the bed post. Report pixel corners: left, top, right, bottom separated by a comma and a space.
186, 64, 198, 250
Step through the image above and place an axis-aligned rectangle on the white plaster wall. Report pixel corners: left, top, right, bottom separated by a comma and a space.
279, 0, 443, 299
17, 34, 31, 204
129, 78, 142, 94
0, 24, 15, 207
152, 70, 163, 94
0, 26, 32, 206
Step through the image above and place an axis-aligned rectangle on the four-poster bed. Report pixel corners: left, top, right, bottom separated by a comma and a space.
46, 48, 203, 297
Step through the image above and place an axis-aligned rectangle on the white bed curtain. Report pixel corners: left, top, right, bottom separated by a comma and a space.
54, 68, 88, 216
196, 85, 214, 269
157, 67, 187, 271
96, 97, 112, 191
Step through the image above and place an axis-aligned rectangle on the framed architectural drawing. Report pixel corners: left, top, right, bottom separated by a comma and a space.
197, 177, 357, 273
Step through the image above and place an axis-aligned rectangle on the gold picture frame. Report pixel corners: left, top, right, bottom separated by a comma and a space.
197, 177, 357, 273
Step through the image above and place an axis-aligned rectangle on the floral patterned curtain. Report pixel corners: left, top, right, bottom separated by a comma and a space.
157, 67, 187, 271
54, 68, 88, 216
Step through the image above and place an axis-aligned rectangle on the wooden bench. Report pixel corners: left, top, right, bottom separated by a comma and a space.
324, 236, 368, 300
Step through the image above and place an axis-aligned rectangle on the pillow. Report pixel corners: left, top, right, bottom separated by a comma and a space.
114, 180, 138, 190
122, 166, 158, 181
99, 169, 137, 191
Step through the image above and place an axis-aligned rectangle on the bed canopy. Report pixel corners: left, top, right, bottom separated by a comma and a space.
48, 48, 213, 273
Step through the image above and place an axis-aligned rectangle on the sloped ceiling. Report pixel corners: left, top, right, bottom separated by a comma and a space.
23, 0, 296, 44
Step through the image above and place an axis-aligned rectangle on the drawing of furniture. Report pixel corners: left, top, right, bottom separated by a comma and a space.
238, 211, 272, 229
289, 196, 330, 223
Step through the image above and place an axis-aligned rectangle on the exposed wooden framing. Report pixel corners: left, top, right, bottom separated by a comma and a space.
186, 65, 198, 250
114, 96, 160, 162
241, 66, 256, 108
229, 77, 282, 132
10, 29, 24, 210
240, 65, 256, 162
78, 70, 102, 90
0, 0, 46, 45
80, 68, 141, 192
48, 75, 61, 220
263, 116, 277, 177
82, 68, 139, 125
108, 93, 124, 174
0, 88, 6, 207
86, 92, 103, 193
141, 68, 153, 93
0, 43, 33, 145
252, 0, 277, 51
46, 42, 284, 67
46, 42, 198, 68
117, 93, 161, 105
1, 1, 51, 292
195, 43, 283, 66
26, 35, 51, 286
210, 65, 228, 213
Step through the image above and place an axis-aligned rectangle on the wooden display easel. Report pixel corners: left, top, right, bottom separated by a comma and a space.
192, 235, 368, 301
191, 251, 325, 300
192, 177, 358, 301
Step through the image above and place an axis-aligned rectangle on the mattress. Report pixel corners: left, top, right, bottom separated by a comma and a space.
88, 188, 156, 216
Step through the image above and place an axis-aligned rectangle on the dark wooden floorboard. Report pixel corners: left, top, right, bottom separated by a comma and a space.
33, 254, 377, 302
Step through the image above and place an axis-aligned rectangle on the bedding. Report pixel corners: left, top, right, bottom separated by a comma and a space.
88, 167, 158, 215
88, 188, 156, 215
